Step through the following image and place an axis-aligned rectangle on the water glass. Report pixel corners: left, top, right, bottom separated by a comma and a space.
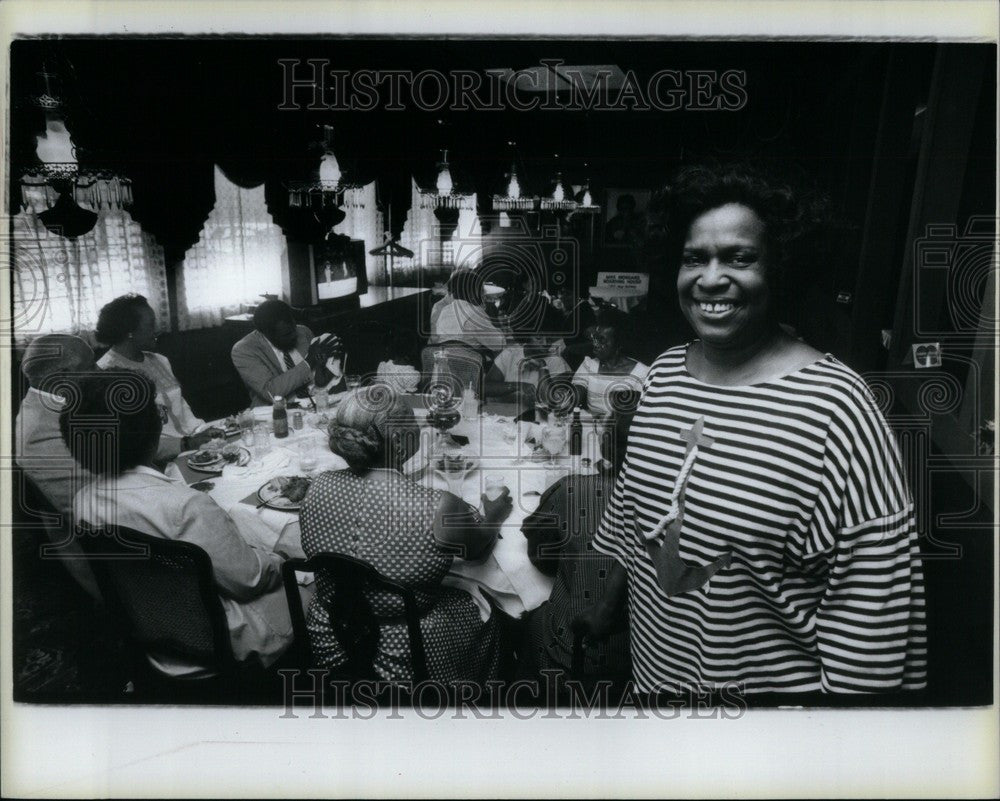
298, 440, 318, 475
252, 423, 271, 458
345, 374, 361, 391
310, 386, 328, 412
484, 474, 506, 502
501, 421, 518, 444
542, 422, 567, 464
238, 408, 255, 432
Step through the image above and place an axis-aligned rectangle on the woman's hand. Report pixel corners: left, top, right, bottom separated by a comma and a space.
571, 602, 621, 643
183, 428, 224, 450
480, 486, 512, 524
434, 490, 500, 561
570, 562, 627, 643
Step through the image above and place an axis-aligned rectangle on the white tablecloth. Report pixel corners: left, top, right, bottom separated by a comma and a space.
190, 408, 606, 618
411, 413, 605, 617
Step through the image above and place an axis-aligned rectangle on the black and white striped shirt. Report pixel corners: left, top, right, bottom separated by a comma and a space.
593, 345, 927, 694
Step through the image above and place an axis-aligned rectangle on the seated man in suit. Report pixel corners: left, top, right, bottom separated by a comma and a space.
15, 333, 223, 599
231, 300, 344, 407
14, 334, 101, 599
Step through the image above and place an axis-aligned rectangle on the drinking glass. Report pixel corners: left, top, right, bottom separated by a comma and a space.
310, 386, 328, 412
238, 408, 255, 436
484, 474, 506, 502
345, 374, 361, 391
501, 420, 518, 444
541, 421, 567, 465
252, 423, 271, 458
298, 440, 318, 475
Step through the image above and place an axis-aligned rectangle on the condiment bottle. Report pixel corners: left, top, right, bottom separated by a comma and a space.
272, 395, 289, 439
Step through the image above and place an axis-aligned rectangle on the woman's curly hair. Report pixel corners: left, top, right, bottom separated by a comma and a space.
95, 294, 151, 347
653, 162, 829, 309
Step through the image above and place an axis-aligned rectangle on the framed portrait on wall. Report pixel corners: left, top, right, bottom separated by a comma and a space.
603, 188, 652, 249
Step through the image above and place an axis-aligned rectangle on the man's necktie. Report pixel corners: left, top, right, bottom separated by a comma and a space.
282, 350, 310, 399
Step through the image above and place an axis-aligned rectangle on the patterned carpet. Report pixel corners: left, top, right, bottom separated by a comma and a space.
12, 528, 128, 703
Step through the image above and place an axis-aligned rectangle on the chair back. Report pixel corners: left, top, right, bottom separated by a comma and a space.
282, 553, 429, 682
17, 471, 103, 602
420, 341, 484, 398
77, 524, 236, 671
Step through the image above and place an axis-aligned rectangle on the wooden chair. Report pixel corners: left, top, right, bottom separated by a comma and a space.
77, 524, 273, 702
17, 470, 102, 602
281, 553, 430, 684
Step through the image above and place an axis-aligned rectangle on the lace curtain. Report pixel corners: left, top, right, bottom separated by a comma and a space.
176, 166, 288, 330
335, 181, 385, 285
10, 188, 169, 347
397, 178, 482, 282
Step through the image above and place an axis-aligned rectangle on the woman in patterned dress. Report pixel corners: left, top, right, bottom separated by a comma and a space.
519, 411, 633, 689
299, 386, 513, 683
574, 164, 927, 696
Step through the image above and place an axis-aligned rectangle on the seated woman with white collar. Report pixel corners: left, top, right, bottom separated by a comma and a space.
96, 294, 223, 459
572, 308, 649, 417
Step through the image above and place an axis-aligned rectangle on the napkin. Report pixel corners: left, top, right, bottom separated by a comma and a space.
226, 449, 292, 478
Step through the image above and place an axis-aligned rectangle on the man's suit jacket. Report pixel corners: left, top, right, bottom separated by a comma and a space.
14, 388, 100, 599
231, 325, 314, 407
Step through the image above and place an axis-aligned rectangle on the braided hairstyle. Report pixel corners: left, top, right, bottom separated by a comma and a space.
326, 385, 419, 473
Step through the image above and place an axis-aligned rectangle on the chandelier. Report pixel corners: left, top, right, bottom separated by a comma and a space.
572, 177, 601, 215
286, 125, 367, 211
492, 143, 538, 212
418, 150, 476, 211
540, 170, 578, 213
19, 66, 133, 235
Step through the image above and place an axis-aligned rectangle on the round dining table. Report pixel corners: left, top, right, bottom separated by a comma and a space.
178, 401, 609, 619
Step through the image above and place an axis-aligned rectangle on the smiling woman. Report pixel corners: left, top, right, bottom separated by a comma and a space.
574, 163, 928, 697
95, 294, 223, 455
667, 165, 829, 386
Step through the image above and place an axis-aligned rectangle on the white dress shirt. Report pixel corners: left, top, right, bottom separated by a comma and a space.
73, 465, 292, 674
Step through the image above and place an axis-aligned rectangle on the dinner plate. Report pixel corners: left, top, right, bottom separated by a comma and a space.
255, 476, 311, 511
186, 452, 224, 471
186, 446, 251, 473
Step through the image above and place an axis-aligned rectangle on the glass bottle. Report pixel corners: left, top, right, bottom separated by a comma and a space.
272, 395, 289, 439
426, 350, 461, 415
570, 407, 582, 456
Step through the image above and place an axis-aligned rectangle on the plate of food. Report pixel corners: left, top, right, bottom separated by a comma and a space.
187, 441, 251, 472
256, 475, 312, 511
220, 415, 243, 438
